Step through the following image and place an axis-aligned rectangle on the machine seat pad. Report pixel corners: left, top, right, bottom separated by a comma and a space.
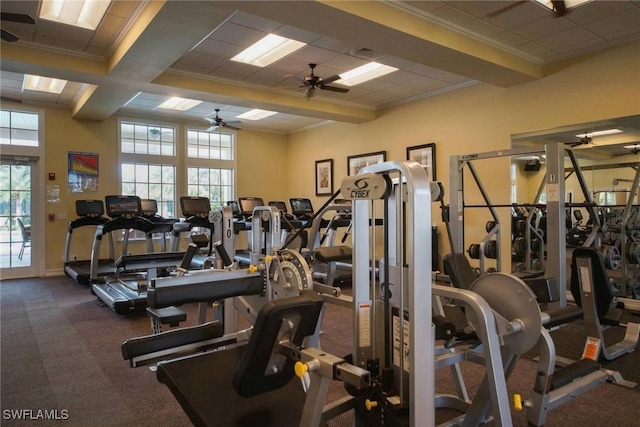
146, 306, 187, 325
121, 321, 223, 361
156, 345, 305, 426
315, 246, 352, 263
147, 275, 263, 309
551, 358, 600, 390
545, 306, 583, 329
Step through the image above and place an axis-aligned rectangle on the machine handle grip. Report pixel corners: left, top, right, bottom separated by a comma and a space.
179, 243, 199, 271
214, 240, 233, 267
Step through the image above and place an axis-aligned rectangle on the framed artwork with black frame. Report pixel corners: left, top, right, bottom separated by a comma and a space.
347, 151, 386, 176
406, 143, 436, 181
315, 158, 334, 196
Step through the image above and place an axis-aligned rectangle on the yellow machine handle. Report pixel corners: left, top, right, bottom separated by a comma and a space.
513, 394, 523, 411
365, 399, 378, 411
294, 361, 309, 378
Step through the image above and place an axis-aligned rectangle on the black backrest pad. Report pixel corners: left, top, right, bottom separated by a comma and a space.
233, 292, 324, 397
570, 247, 612, 319
442, 253, 476, 290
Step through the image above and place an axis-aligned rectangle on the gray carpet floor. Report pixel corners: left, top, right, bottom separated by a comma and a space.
2, 276, 640, 426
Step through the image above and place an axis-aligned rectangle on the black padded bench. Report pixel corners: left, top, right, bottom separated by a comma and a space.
314, 245, 352, 263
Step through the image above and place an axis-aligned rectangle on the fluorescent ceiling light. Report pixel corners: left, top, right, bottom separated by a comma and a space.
335, 62, 399, 86
157, 97, 202, 111
23, 74, 68, 94
623, 145, 640, 149
236, 109, 277, 121
231, 34, 306, 67
535, 0, 591, 11
40, 0, 111, 30
576, 129, 623, 138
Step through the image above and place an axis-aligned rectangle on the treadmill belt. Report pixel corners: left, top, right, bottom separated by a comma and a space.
156, 345, 306, 427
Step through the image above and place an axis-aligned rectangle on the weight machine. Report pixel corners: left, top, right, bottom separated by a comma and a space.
449, 143, 601, 308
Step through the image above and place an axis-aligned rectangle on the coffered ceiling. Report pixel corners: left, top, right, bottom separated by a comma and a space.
1, 1, 639, 134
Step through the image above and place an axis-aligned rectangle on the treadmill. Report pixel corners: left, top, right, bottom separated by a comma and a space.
64, 200, 115, 285
140, 199, 179, 252
171, 197, 214, 268
91, 195, 184, 315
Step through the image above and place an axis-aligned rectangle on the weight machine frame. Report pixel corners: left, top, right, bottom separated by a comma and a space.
449, 144, 598, 308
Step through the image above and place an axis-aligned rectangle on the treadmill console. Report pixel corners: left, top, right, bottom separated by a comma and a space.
269, 201, 294, 220
180, 196, 211, 218
226, 201, 243, 220
238, 197, 264, 218
105, 195, 142, 218
140, 199, 158, 216
289, 198, 314, 220
76, 200, 104, 217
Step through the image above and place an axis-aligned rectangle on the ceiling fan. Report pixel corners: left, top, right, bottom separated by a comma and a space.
301, 63, 349, 99
204, 109, 241, 131
1, 12, 36, 43
566, 136, 593, 148
487, 1, 568, 19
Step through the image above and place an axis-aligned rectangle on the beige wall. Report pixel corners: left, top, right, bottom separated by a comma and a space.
287, 41, 640, 268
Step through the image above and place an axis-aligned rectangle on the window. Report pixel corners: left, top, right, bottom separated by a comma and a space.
119, 119, 236, 220
187, 167, 234, 208
186, 129, 236, 209
0, 109, 39, 147
119, 120, 177, 219
121, 163, 175, 217
121, 122, 174, 156
187, 130, 233, 160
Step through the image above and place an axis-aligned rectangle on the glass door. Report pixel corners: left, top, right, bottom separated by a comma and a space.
0, 159, 35, 277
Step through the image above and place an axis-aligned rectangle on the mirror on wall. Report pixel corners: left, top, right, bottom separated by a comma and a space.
508, 115, 640, 275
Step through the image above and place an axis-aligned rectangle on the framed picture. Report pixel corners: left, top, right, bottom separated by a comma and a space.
347, 151, 386, 176
315, 158, 334, 196
406, 143, 436, 181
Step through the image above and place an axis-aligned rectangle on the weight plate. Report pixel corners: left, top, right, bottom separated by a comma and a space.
484, 240, 498, 259
469, 273, 542, 355
468, 244, 480, 260
269, 249, 312, 298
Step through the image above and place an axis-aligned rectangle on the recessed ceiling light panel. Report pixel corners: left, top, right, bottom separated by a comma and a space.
236, 109, 277, 121
23, 74, 68, 94
231, 34, 306, 67
40, 0, 112, 30
157, 97, 202, 111
335, 62, 398, 86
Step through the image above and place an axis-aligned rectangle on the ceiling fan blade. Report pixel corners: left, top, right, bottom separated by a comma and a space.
320, 85, 349, 94
1, 12, 36, 25
1, 95, 23, 104
320, 74, 341, 85
551, 0, 567, 17
223, 124, 241, 131
206, 125, 220, 132
1, 28, 19, 43
486, 1, 526, 18
224, 119, 242, 126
